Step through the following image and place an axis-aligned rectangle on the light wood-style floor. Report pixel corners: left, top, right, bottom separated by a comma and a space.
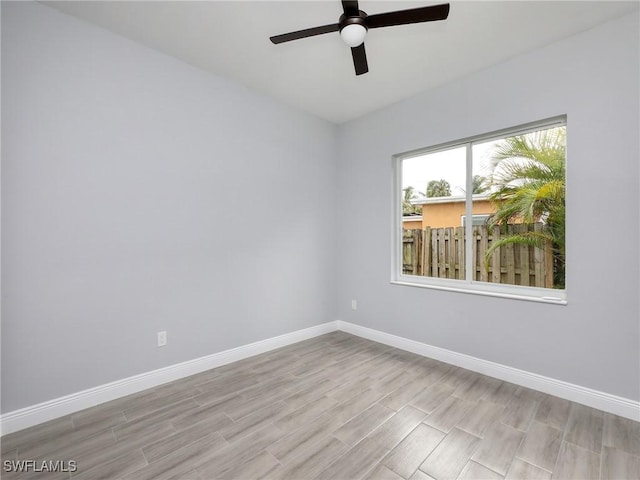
2, 332, 639, 480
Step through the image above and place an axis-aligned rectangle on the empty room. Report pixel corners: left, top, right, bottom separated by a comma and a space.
1, 1, 639, 479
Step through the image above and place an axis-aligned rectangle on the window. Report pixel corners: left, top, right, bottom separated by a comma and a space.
461, 214, 490, 227
393, 117, 566, 303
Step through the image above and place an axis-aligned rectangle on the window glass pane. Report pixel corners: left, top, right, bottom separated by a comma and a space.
472, 126, 566, 289
401, 147, 466, 279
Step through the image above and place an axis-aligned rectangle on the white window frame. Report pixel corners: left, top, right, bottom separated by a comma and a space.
461, 214, 490, 227
391, 116, 567, 304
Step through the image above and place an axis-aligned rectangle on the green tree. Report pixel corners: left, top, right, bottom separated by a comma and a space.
426, 179, 452, 198
472, 175, 488, 194
402, 186, 422, 215
484, 127, 566, 287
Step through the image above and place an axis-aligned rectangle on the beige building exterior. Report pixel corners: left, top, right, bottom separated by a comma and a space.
402, 216, 423, 230
407, 194, 495, 229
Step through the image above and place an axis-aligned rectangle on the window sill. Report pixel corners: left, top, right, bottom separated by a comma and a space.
390, 278, 567, 305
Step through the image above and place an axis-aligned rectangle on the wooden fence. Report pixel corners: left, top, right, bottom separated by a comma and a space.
402, 223, 553, 288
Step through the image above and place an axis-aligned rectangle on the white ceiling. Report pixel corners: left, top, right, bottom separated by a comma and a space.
45, 1, 638, 124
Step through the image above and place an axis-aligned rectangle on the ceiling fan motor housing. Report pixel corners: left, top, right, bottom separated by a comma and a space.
338, 11, 368, 32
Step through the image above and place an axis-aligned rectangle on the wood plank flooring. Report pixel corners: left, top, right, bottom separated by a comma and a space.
2, 332, 639, 479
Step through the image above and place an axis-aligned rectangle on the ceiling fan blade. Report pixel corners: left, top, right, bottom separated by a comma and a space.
342, 0, 360, 17
367, 3, 450, 29
351, 43, 369, 75
270, 23, 340, 44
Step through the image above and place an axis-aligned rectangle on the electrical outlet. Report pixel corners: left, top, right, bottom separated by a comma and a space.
351, 300, 357, 310
157, 331, 167, 347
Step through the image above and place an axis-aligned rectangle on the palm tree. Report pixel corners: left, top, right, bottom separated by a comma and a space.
472, 175, 488, 194
402, 186, 422, 215
484, 126, 566, 287
426, 179, 452, 198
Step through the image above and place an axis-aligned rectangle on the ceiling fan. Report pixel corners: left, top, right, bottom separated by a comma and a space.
270, 1, 450, 76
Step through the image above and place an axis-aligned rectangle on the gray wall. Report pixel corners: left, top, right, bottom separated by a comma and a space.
1, 2, 337, 412
336, 11, 640, 401
2, 2, 639, 414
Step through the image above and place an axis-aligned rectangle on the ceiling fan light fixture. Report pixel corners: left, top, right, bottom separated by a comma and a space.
270, 1, 450, 75
340, 23, 367, 47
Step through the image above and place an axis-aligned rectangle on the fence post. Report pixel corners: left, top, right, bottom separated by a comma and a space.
412, 229, 420, 275
477, 225, 488, 282
545, 236, 554, 288
455, 226, 465, 280
520, 224, 531, 286
491, 226, 502, 284
533, 223, 544, 287
431, 227, 438, 277
420, 229, 427, 276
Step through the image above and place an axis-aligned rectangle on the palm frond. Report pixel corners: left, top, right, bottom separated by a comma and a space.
483, 231, 553, 272
489, 128, 566, 169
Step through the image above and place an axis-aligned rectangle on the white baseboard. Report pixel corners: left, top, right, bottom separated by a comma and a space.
337, 320, 640, 422
0, 321, 338, 436
3, 319, 638, 436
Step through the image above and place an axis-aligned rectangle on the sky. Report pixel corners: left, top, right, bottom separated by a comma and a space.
402, 140, 498, 198
402, 125, 566, 199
